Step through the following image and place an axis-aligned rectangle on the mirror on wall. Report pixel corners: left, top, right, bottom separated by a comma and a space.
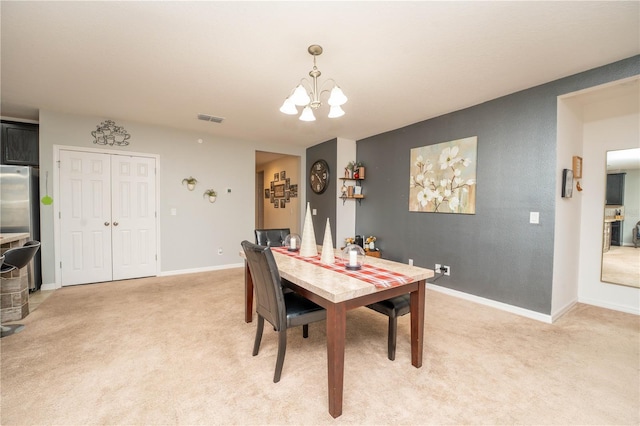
601, 148, 640, 288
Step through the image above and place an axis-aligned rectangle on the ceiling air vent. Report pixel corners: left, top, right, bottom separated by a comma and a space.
197, 113, 224, 124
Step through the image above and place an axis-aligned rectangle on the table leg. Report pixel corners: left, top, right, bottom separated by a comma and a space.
244, 261, 253, 323
326, 302, 346, 418
410, 279, 426, 367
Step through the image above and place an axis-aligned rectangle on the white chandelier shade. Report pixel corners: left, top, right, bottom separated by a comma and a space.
280, 45, 347, 121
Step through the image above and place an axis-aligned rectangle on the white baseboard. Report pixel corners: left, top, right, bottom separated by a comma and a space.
159, 262, 244, 277
550, 298, 579, 322
578, 296, 640, 315
426, 283, 553, 324
40, 282, 60, 291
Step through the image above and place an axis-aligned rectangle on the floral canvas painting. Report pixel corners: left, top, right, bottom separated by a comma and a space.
409, 136, 477, 214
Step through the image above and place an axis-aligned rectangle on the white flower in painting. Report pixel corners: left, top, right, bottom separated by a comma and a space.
462, 157, 471, 167
416, 173, 425, 183
444, 188, 451, 197
417, 190, 429, 207
414, 155, 424, 168
424, 162, 433, 172
454, 168, 461, 177
448, 196, 460, 211
439, 146, 460, 169
410, 175, 416, 188
466, 179, 476, 185
440, 178, 448, 188
453, 176, 462, 186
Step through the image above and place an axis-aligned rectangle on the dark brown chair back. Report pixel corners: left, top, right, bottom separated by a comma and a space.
241, 240, 286, 331
254, 228, 290, 247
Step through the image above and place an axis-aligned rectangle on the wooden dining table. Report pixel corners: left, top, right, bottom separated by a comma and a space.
242, 247, 433, 418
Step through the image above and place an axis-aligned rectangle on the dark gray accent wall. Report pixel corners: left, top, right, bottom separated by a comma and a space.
306, 138, 337, 244
356, 55, 639, 315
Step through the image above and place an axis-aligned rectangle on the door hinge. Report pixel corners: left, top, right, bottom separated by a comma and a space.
57, 160, 61, 168
58, 211, 61, 219
59, 261, 62, 268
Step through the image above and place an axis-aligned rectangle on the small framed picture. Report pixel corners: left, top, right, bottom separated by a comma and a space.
562, 169, 574, 198
270, 181, 274, 191
285, 191, 290, 202
274, 200, 279, 208
285, 178, 290, 190
274, 184, 285, 198
280, 199, 286, 208
290, 184, 298, 197
572, 156, 582, 179
280, 171, 286, 180
264, 189, 270, 199
274, 173, 279, 182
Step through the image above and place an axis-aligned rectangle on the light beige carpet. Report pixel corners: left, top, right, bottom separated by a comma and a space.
1, 268, 638, 425
602, 245, 640, 288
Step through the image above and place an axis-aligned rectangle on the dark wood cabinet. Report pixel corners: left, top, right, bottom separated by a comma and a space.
1, 121, 39, 166
611, 221, 622, 246
605, 173, 625, 206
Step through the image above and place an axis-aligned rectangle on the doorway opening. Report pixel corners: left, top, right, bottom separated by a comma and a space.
255, 151, 301, 235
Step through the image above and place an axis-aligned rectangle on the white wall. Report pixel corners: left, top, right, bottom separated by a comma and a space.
38, 110, 305, 285
336, 138, 356, 247
552, 97, 584, 317
577, 85, 640, 314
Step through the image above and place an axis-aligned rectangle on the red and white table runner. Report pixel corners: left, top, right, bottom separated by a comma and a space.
272, 247, 412, 288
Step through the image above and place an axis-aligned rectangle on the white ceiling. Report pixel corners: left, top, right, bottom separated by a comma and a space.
1, 1, 638, 149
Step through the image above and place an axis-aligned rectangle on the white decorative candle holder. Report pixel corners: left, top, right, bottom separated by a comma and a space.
284, 233, 301, 252
341, 244, 365, 270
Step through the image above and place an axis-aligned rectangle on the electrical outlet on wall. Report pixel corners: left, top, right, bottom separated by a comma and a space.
435, 263, 451, 276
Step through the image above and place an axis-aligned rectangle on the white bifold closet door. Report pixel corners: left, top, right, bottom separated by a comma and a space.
59, 150, 157, 286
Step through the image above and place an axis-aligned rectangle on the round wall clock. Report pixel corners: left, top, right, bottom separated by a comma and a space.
310, 159, 330, 194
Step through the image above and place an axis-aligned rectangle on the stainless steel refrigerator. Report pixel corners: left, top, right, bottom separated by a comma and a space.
0, 165, 41, 290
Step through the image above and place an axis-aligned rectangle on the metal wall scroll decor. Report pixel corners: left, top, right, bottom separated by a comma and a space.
91, 120, 131, 146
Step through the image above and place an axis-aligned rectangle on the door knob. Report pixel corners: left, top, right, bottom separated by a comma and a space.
113, 221, 119, 226
104, 222, 110, 226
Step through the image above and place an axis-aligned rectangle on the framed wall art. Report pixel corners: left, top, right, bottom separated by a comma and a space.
274, 184, 285, 198
409, 136, 477, 214
572, 156, 582, 179
562, 168, 573, 198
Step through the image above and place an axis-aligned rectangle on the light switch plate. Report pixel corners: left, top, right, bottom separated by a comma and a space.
530, 212, 540, 224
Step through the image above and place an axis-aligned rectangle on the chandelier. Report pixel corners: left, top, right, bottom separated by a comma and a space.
279, 45, 348, 121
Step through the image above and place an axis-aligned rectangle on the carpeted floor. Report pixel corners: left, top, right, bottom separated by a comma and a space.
1, 268, 638, 425
601, 245, 640, 288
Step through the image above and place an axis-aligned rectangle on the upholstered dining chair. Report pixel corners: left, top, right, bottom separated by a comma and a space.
254, 228, 290, 247
366, 294, 411, 361
241, 240, 326, 382
0, 240, 41, 338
